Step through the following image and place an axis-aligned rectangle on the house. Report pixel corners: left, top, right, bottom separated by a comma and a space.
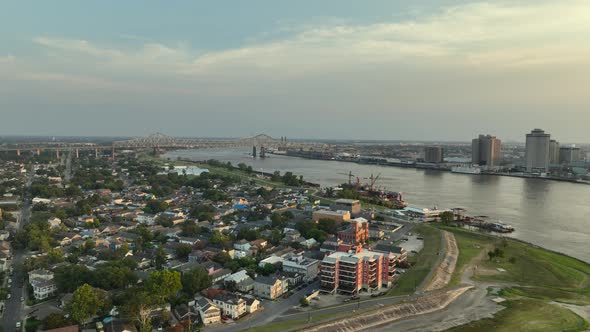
212, 293, 246, 319
174, 304, 199, 323
178, 236, 201, 246
136, 213, 156, 226
233, 239, 251, 252
253, 276, 286, 300
249, 239, 268, 249
245, 297, 260, 314
194, 296, 221, 325
201, 261, 223, 275
298, 237, 318, 249
211, 268, 232, 283
32, 197, 52, 205
224, 270, 255, 292
47, 217, 62, 229
28, 268, 58, 300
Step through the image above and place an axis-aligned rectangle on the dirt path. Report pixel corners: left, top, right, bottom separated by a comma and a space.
424, 231, 459, 292
551, 302, 590, 322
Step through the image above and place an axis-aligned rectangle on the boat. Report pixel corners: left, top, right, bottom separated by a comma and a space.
488, 221, 514, 233
452, 166, 482, 174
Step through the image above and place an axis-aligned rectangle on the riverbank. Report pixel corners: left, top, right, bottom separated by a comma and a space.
270, 151, 590, 186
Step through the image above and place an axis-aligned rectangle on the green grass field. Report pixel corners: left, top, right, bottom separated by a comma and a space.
388, 224, 442, 296
436, 225, 590, 331
438, 226, 590, 301
448, 299, 589, 332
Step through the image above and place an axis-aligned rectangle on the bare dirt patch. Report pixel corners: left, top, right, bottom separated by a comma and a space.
424, 231, 459, 291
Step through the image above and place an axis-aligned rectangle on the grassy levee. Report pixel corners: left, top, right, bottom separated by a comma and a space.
388, 224, 442, 296
448, 298, 589, 332
438, 225, 590, 302
435, 225, 590, 331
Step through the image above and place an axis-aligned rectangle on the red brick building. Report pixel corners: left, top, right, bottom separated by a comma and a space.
338, 218, 369, 244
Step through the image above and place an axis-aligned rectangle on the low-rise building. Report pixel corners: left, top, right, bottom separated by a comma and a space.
254, 276, 286, 300
194, 297, 221, 326
245, 297, 260, 314
338, 218, 369, 244
29, 268, 58, 300
212, 293, 246, 319
282, 255, 320, 282
312, 210, 351, 223
224, 270, 255, 292
331, 199, 361, 217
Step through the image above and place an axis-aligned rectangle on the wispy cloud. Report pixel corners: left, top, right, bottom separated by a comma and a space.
28, 0, 590, 81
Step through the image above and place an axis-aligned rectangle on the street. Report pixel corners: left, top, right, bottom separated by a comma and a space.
2, 169, 33, 331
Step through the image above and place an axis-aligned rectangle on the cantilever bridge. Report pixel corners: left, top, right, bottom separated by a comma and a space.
112, 132, 291, 149
0, 133, 328, 157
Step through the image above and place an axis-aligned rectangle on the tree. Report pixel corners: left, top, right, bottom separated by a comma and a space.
144, 200, 169, 214
122, 289, 156, 332
212, 251, 232, 264
271, 213, 287, 229
146, 270, 182, 304
181, 220, 201, 237
154, 246, 166, 270
324, 187, 334, 198
439, 211, 454, 224
175, 244, 193, 260
317, 218, 338, 234
43, 313, 73, 330
225, 280, 238, 292
66, 284, 108, 324
258, 263, 276, 276
493, 248, 504, 258
182, 267, 212, 296
487, 251, 495, 261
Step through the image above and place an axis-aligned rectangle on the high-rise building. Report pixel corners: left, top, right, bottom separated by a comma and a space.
424, 146, 444, 163
472, 135, 502, 166
525, 129, 551, 173
549, 140, 560, 165
559, 146, 582, 164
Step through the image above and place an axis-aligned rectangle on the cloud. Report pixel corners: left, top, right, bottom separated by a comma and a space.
24, 0, 589, 83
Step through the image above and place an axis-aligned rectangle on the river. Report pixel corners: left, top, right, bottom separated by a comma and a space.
164, 148, 590, 263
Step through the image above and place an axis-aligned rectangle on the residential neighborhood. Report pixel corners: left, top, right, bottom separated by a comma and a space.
0, 151, 412, 332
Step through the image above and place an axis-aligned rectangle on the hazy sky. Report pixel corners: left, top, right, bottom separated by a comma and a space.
1, 0, 589, 142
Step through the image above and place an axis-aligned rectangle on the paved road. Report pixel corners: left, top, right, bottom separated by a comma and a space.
2, 169, 33, 331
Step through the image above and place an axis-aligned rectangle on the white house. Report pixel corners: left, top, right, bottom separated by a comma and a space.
28, 269, 58, 300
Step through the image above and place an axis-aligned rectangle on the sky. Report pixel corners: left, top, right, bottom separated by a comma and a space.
1, 0, 589, 142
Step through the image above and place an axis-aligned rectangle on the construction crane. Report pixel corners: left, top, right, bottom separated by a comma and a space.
338, 171, 355, 185
365, 173, 381, 191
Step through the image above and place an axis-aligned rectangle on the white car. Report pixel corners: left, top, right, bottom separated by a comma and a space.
16, 322, 21, 328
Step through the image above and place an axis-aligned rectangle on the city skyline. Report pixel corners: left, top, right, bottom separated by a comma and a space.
1, 0, 590, 141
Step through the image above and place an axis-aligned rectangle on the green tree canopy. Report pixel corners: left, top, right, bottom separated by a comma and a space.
66, 284, 109, 324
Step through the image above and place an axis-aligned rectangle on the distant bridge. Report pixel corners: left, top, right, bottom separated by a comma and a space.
0, 133, 329, 157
